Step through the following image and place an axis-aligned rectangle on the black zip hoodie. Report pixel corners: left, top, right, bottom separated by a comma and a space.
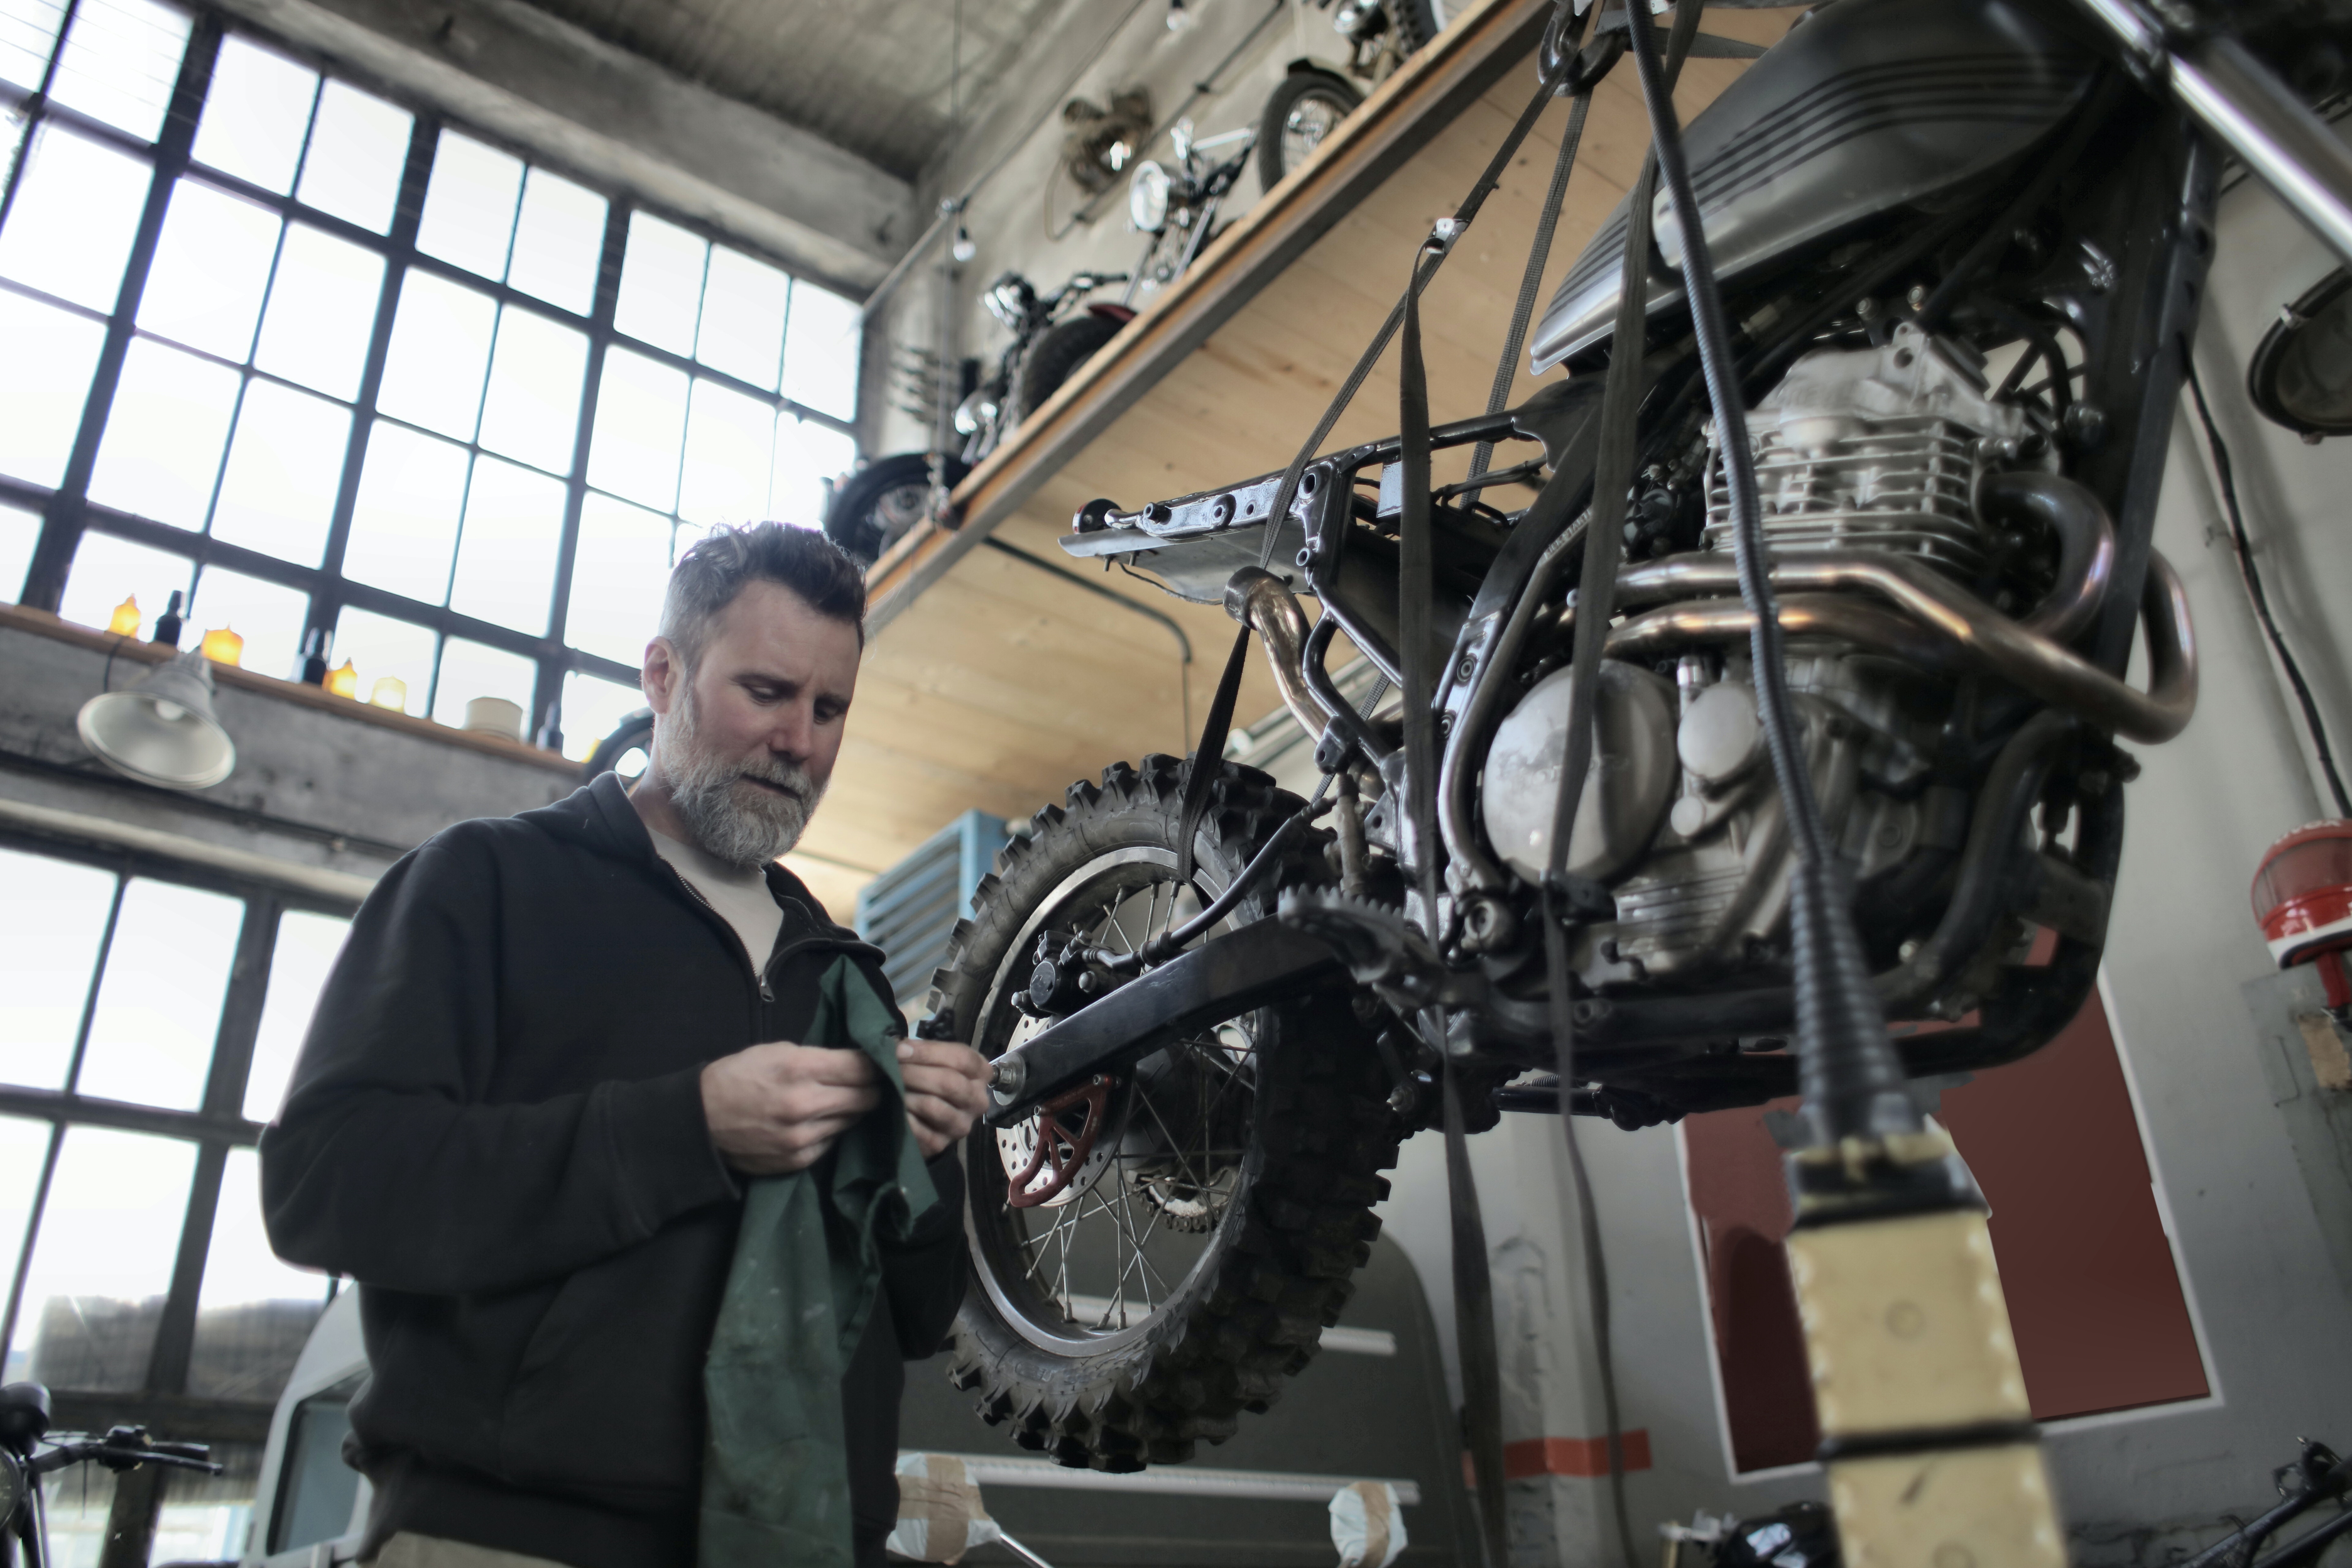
259, 772, 966, 1568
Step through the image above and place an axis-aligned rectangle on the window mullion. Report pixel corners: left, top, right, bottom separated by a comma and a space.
144, 1139, 228, 1396
0, 1122, 65, 1370
0, 0, 85, 233
309, 112, 441, 667
21, 14, 225, 613
536, 200, 632, 747
200, 897, 281, 1121
62, 870, 128, 1095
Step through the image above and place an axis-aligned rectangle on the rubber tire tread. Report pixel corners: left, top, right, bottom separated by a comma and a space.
929, 755, 1402, 1471
1009, 314, 1127, 432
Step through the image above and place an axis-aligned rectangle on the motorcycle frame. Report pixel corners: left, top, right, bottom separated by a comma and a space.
990, 63, 2226, 1131
1125, 130, 1257, 303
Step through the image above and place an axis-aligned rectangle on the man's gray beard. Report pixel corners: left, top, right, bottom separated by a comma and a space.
658, 685, 825, 871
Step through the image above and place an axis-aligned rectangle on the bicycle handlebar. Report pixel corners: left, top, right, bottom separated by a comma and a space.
28, 1437, 222, 1478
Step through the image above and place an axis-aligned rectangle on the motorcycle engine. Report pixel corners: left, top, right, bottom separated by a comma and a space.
1482, 322, 2051, 985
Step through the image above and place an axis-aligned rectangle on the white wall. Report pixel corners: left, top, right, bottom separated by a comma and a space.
869, 0, 1356, 457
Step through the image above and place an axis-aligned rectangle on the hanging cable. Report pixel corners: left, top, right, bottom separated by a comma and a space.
2185, 359, 2352, 816
1534, 9, 1702, 1562
1622, 0, 1913, 1143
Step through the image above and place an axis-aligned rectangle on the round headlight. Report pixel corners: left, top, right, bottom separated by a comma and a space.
1129, 161, 1171, 235
2250, 265, 2352, 439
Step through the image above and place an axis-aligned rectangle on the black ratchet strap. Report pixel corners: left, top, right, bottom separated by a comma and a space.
1400, 229, 1512, 1568
1540, 6, 1705, 1567
1174, 625, 1253, 891
1468, 6, 1600, 487
1255, 0, 1610, 574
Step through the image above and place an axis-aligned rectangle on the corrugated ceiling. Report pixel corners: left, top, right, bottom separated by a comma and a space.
512, 0, 1070, 179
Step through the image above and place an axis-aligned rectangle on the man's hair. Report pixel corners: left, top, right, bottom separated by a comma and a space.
658, 522, 867, 673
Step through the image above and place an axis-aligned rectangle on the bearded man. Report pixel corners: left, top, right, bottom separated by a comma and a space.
262, 524, 991, 1568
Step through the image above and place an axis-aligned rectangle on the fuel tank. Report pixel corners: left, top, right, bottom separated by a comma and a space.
1527, 0, 2098, 374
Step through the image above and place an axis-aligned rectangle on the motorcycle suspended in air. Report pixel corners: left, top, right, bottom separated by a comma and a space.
922, 0, 2340, 1489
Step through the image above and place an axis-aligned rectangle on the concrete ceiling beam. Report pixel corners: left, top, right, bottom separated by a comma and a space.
208, 0, 918, 291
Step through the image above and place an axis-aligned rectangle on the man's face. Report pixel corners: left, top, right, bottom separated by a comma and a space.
646, 580, 861, 869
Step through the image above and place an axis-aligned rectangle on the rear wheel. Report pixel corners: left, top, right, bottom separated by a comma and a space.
1008, 313, 1127, 430
931, 756, 1401, 1469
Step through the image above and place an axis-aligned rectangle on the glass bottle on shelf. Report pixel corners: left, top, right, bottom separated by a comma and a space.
153, 590, 184, 648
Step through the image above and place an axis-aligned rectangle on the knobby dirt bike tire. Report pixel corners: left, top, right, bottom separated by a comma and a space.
930, 755, 1403, 1470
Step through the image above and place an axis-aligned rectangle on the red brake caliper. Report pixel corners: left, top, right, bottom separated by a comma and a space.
1005, 1075, 1112, 1209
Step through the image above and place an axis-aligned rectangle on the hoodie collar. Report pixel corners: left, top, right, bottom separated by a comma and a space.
555, 770, 866, 943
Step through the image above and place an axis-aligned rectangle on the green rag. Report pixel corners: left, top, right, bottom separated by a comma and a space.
699, 954, 941, 1568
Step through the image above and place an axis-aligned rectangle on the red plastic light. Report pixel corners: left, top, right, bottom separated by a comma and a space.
2251, 820, 2352, 970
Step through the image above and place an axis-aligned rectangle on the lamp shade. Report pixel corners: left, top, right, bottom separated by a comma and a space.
76, 650, 237, 790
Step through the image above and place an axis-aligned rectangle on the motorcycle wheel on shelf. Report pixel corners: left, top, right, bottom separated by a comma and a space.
1009, 311, 1132, 430
824, 451, 969, 568
1257, 70, 1363, 190
935, 756, 1400, 1469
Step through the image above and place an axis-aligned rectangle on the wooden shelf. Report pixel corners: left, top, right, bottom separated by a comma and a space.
0, 601, 581, 778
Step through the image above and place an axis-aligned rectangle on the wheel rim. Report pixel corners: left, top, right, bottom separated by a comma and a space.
1282, 91, 1350, 176
867, 478, 932, 555
967, 846, 1261, 1357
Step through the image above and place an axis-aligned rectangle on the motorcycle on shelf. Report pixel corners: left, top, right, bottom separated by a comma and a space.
922, 0, 2350, 1517
1321, 0, 1446, 93
829, 273, 1133, 567
956, 270, 1135, 465
1126, 121, 1260, 294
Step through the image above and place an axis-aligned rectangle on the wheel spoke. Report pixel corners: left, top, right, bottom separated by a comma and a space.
1134, 1082, 1210, 1194
1102, 896, 1135, 955
1110, 1198, 1168, 1313
980, 858, 1268, 1347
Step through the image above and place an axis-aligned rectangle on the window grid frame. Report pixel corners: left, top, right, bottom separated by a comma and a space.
0, 829, 358, 1427
3, 5, 862, 751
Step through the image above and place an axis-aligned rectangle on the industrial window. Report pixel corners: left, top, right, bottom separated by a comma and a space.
0, 834, 357, 1560
0, 3, 863, 760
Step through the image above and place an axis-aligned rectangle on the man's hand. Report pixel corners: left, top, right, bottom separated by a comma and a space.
701, 1043, 880, 1175
898, 1039, 991, 1159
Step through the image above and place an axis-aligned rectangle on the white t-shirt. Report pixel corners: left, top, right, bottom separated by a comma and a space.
648, 826, 784, 972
